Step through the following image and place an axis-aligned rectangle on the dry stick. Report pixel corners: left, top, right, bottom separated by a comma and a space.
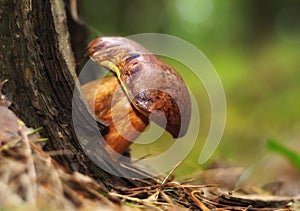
191, 190, 210, 211
20, 129, 37, 204
130, 153, 153, 164
159, 190, 173, 205
145, 161, 183, 202
109, 192, 170, 209
0, 137, 21, 151
193, 190, 223, 208
243, 205, 252, 211
179, 184, 219, 189
160, 161, 182, 189
124, 187, 156, 198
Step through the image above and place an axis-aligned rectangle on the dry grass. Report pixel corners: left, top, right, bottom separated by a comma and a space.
0, 105, 299, 210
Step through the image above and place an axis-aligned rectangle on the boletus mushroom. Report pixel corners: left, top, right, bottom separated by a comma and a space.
82, 37, 191, 159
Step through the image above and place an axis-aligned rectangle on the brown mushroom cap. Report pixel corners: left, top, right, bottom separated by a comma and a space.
88, 37, 191, 138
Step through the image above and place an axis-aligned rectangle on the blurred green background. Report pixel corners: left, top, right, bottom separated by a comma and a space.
81, 1, 300, 180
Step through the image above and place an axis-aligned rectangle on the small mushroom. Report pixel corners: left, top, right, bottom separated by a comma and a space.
88, 37, 191, 138
81, 76, 148, 158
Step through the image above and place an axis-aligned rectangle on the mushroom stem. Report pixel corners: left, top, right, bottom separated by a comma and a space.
81, 76, 148, 159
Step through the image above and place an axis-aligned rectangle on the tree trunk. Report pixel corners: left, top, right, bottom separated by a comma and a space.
0, 0, 145, 190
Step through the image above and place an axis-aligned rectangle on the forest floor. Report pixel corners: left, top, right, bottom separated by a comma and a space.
0, 104, 299, 210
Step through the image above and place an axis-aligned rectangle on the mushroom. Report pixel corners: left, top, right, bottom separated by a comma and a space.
83, 37, 191, 158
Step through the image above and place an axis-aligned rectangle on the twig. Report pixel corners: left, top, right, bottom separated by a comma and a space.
20, 128, 37, 204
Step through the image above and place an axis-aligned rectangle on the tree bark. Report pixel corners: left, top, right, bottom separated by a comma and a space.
0, 0, 146, 190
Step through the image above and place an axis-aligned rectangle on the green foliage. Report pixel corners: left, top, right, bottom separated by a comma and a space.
267, 139, 300, 172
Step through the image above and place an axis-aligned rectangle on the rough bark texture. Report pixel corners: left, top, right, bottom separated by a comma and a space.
0, 0, 144, 190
